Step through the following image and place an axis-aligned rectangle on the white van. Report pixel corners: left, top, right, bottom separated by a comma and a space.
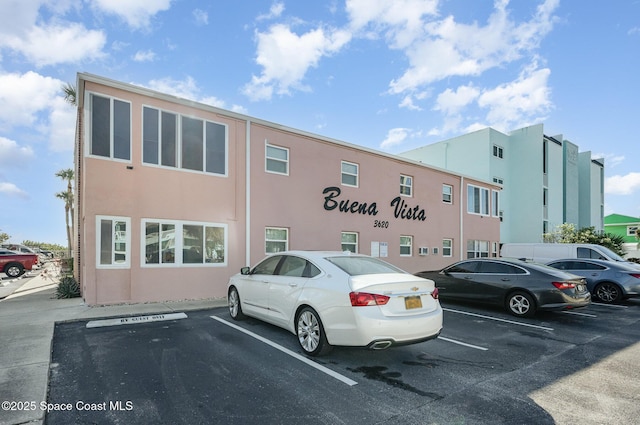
500, 243, 633, 265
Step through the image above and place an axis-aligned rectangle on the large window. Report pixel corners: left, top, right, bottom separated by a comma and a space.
142, 106, 227, 175
89, 94, 131, 160
143, 219, 227, 266
341, 232, 358, 253
467, 184, 490, 215
493, 144, 504, 159
266, 143, 289, 175
266, 227, 288, 253
400, 175, 412, 196
467, 240, 489, 259
96, 216, 131, 268
400, 236, 413, 256
492, 190, 500, 217
341, 161, 358, 187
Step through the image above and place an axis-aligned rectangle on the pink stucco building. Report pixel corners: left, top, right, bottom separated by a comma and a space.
74, 73, 500, 305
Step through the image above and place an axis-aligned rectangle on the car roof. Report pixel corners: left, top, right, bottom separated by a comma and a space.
269, 250, 367, 261
547, 258, 638, 270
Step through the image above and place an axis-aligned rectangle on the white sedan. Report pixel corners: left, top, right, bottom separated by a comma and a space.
227, 251, 443, 356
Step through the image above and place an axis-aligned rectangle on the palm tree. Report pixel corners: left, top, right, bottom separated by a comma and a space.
62, 82, 76, 106
55, 169, 74, 256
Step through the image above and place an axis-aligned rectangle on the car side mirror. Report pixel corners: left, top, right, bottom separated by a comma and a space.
241, 266, 251, 275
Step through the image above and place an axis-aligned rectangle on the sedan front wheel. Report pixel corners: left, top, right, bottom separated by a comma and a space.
228, 286, 246, 320
296, 307, 331, 356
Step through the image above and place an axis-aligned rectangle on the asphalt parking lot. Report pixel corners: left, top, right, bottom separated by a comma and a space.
45, 300, 640, 425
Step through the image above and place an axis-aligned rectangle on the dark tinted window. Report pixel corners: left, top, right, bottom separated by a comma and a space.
446, 261, 480, 273
577, 247, 607, 260
278, 256, 321, 278
478, 261, 525, 274
252, 255, 282, 275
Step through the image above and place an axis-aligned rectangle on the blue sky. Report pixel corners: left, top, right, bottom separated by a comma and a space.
0, 0, 639, 246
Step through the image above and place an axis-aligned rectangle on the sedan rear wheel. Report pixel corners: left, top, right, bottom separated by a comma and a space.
296, 307, 331, 356
228, 286, 245, 320
507, 291, 535, 318
594, 282, 622, 304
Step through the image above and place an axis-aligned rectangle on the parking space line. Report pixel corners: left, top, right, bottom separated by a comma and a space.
443, 308, 554, 331
558, 310, 597, 318
210, 316, 358, 386
438, 336, 488, 351
592, 302, 628, 309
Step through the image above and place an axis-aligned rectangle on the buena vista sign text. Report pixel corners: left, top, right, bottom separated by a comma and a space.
322, 186, 426, 221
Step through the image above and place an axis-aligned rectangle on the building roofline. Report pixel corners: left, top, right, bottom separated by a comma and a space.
76, 72, 500, 189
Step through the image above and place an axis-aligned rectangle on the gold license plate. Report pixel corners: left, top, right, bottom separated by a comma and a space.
404, 295, 422, 310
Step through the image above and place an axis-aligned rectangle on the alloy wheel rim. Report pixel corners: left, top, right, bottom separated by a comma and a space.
297, 311, 319, 352
229, 290, 238, 316
598, 285, 617, 302
510, 295, 530, 315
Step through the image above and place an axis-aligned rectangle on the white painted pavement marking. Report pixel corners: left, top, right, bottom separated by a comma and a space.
558, 310, 598, 318
592, 302, 628, 309
86, 312, 188, 328
438, 336, 488, 351
443, 308, 554, 331
211, 315, 358, 387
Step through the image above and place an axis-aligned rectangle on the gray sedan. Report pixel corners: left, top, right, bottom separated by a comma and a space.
546, 258, 640, 303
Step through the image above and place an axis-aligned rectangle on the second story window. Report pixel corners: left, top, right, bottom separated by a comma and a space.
400, 175, 413, 196
493, 144, 504, 159
266, 143, 289, 175
89, 94, 131, 161
341, 161, 358, 187
442, 184, 453, 204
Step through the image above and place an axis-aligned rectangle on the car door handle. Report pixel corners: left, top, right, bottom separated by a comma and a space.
591, 273, 598, 276
288, 283, 298, 287
501, 278, 510, 281
464, 276, 473, 280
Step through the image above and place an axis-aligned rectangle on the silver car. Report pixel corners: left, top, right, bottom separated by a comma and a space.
227, 251, 443, 356
546, 258, 640, 303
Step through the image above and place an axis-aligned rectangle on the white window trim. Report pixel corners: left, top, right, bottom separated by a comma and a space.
96, 215, 131, 269
140, 218, 228, 268
400, 174, 413, 197
341, 231, 359, 253
442, 184, 453, 204
492, 190, 500, 217
266, 227, 289, 254
341, 161, 359, 187
400, 235, 413, 257
493, 144, 504, 159
467, 184, 490, 216
265, 142, 289, 176
627, 226, 638, 237
442, 239, 453, 257
85, 92, 132, 163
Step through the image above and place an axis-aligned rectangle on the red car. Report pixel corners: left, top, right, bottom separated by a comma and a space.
0, 248, 38, 278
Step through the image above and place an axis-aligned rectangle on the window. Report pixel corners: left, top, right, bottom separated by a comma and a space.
341, 161, 358, 187
467, 240, 489, 259
278, 256, 321, 278
400, 175, 413, 196
493, 144, 504, 159
492, 177, 504, 185
577, 247, 607, 260
143, 219, 227, 266
266, 143, 289, 175
477, 261, 526, 274
89, 94, 131, 160
266, 227, 288, 253
341, 232, 358, 253
492, 190, 500, 217
492, 242, 498, 257
467, 185, 489, 215
400, 236, 413, 256
142, 106, 227, 175
442, 239, 453, 257
96, 216, 131, 268
628, 226, 639, 237
442, 184, 453, 204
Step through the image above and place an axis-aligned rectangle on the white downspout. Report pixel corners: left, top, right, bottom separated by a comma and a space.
460, 176, 464, 260
245, 120, 251, 267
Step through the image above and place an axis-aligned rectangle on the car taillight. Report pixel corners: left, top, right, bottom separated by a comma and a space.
349, 292, 390, 306
630, 273, 640, 279
552, 281, 576, 290
431, 287, 439, 299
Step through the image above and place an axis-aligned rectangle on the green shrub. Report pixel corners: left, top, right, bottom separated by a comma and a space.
56, 276, 80, 299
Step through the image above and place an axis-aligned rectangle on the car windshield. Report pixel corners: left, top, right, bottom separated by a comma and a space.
326, 256, 406, 276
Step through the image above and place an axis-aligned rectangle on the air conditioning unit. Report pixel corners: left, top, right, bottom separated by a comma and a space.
418, 247, 429, 256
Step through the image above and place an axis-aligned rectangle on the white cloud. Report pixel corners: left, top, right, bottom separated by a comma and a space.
0, 182, 29, 199
477, 63, 552, 132
257, 2, 285, 21
92, 0, 173, 29
593, 153, 625, 168
605, 173, 640, 196
48, 96, 77, 152
144, 76, 246, 113
0, 137, 35, 168
380, 127, 411, 150
243, 24, 351, 101
0, 71, 62, 128
433, 84, 480, 115
133, 50, 156, 62
193, 9, 208, 26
